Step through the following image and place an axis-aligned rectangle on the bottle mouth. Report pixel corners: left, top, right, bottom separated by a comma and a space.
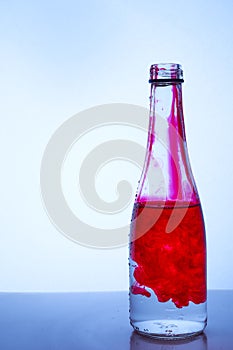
149, 63, 184, 84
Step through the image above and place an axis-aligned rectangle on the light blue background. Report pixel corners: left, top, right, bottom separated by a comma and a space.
0, 0, 232, 291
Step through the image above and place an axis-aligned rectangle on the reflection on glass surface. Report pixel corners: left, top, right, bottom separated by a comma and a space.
130, 331, 207, 350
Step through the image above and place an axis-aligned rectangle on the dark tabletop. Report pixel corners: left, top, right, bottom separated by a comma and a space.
0, 290, 232, 349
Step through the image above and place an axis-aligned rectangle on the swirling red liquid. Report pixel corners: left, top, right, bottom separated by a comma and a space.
130, 203, 206, 308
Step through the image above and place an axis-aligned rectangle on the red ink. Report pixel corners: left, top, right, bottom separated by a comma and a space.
131, 283, 151, 297
130, 202, 206, 308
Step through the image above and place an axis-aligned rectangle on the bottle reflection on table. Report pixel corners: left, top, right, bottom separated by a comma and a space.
130, 332, 207, 350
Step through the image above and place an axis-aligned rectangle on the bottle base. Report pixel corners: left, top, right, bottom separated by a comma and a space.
131, 319, 206, 340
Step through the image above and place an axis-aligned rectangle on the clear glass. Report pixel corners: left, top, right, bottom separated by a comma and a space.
129, 63, 207, 339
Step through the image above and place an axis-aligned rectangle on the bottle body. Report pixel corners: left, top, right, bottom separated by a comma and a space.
129, 64, 207, 339
129, 202, 207, 338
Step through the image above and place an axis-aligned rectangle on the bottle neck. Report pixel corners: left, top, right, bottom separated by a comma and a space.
137, 82, 199, 204
149, 83, 186, 142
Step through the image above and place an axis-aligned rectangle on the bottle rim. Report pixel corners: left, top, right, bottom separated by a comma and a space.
149, 63, 184, 84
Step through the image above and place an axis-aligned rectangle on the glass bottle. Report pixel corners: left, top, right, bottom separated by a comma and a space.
129, 63, 207, 339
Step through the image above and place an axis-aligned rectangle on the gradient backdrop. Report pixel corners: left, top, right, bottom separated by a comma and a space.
0, 0, 233, 291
